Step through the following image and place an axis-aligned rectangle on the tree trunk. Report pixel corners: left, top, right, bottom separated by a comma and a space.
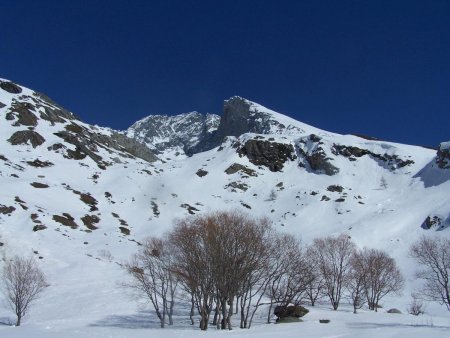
332, 301, 338, 310
267, 300, 273, 324
212, 305, 219, 326
189, 296, 195, 325
220, 299, 227, 329
16, 315, 21, 327
168, 299, 175, 325
226, 301, 233, 330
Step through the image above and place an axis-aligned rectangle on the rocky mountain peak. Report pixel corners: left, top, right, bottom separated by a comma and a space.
217, 96, 304, 139
126, 111, 220, 158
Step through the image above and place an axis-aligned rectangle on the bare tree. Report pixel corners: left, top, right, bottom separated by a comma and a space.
304, 249, 325, 307
358, 248, 404, 311
348, 250, 367, 314
170, 217, 215, 330
410, 236, 450, 311
1, 255, 48, 326
237, 222, 274, 329
170, 210, 274, 330
207, 212, 271, 330
308, 234, 356, 310
266, 234, 312, 318
124, 237, 178, 328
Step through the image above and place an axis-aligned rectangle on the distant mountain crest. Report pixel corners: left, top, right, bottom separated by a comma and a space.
126, 111, 220, 158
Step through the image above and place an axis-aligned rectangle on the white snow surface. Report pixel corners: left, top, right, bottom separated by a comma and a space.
1, 79, 450, 337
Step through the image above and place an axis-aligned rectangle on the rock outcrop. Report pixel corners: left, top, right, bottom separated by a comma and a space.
2, 80, 157, 166
297, 135, 339, 176
436, 142, 450, 169
238, 139, 296, 172
8, 130, 46, 148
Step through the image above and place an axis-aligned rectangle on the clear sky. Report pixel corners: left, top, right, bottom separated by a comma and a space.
2, 0, 449, 147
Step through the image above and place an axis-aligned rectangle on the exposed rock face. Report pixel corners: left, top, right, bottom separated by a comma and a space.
63, 124, 158, 165
8, 130, 46, 148
128, 96, 305, 156
436, 142, 450, 169
332, 144, 415, 170
331, 144, 370, 160
211, 97, 302, 148
8, 101, 38, 126
127, 112, 220, 157
106, 132, 158, 163
218, 97, 262, 137
225, 163, 257, 176
1, 80, 156, 166
0, 81, 22, 94
238, 139, 296, 172
298, 135, 339, 176
421, 214, 450, 231
5, 91, 75, 127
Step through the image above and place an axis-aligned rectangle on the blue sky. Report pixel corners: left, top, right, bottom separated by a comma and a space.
2, 0, 449, 147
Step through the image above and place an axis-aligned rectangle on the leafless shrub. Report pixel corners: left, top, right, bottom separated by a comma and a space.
1, 255, 48, 326
408, 293, 425, 316
97, 249, 113, 262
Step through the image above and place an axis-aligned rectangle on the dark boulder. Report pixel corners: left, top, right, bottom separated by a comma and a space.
327, 185, 344, 193
0, 205, 16, 215
238, 139, 296, 172
274, 305, 309, 322
225, 163, 257, 176
8, 130, 45, 148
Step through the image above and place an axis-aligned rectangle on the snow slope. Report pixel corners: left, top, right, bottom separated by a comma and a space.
1, 79, 450, 337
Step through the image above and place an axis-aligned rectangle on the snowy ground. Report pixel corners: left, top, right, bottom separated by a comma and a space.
1, 299, 449, 338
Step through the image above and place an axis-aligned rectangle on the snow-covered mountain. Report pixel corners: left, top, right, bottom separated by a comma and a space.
126, 111, 220, 158
1, 78, 450, 336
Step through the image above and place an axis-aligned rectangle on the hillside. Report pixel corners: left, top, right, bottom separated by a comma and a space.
1, 78, 450, 337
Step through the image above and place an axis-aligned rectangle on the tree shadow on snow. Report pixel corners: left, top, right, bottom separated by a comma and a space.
0, 317, 13, 326
89, 311, 162, 329
347, 321, 450, 331
89, 310, 197, 330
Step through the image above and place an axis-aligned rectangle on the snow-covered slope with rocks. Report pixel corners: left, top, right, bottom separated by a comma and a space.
1, 79, 450, 337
